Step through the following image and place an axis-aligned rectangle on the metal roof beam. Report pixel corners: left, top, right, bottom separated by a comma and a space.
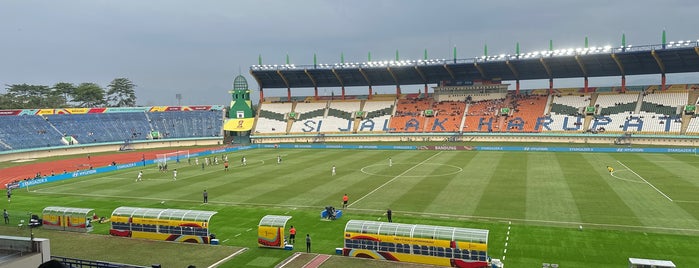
610, 53, 626, 75
276, 70, 290, 88
505, 60, 519, 79
414, 66, 427, 84
473, 62, 487, 79
386, 67, 400, 85
304, 69, 317, 88
331, 69, 344, 87
442, 64, 455, 80
574, 55, 588, 77
695, 47, 699, 57
358, 68, 372, 85
249, 69, 264, 89
539, 58, 552, 78
651, 50, 666, 73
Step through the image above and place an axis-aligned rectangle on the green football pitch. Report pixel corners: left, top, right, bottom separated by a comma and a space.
2, 148, 699, 267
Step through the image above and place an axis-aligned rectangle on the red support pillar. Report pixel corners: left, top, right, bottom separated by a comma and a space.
368, 86, 373, 99
287, 88, 291, 101
661, 73, 666, 91
548, 79, 553, 95
516, 80, 520, 95
260, 88, 264, 102
396, 85, 401, 96
314, 86, 319, 100
424, 84, 428, 96
584, 77, 589, 93
621, 76, 626, 93
341, 86, 346, 100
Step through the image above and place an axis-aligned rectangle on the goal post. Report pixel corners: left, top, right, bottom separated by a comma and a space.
155, 150, 190, 169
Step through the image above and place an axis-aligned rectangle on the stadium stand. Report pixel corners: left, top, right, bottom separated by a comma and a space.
324, 100, 361, 132
463, 99, 506, 132
389, 98, 432, 132
425, 101, 466, 132
255, 102, 292, 134
148, 111, 222, 139
356, 100, 394, 132
595, 92, 641, 115
289, 101, 327, 133
0, 107, 223, 151
0, 115, 64, 150
506, 94, 549, 132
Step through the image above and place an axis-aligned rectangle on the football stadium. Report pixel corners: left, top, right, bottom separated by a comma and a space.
2, 38, 699, 268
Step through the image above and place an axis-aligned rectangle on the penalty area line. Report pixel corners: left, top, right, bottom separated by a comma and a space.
616, 161, 673, 202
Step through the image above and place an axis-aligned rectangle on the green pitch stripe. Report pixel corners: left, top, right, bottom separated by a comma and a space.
474, 152, 527, 219
525, 152, 581, 223
569, 154, 642, 226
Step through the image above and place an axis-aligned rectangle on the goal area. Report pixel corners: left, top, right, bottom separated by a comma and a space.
155, 150, 190, 168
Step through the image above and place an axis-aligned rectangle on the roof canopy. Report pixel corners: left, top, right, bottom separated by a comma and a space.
251, 43, 699, 89
345, 220, 488, 244
258, 215, 292, 227
111, 206, 217, 222
42, 206, 93, 216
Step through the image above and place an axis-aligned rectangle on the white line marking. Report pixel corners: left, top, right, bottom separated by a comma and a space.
503, 249, 507, 254
349, 151, 443, 207
29, 191, 699, 233
505, 242, 507, 247
276, 252, 303, 268
222, 239, 230, 243
617, 161, 673, 202
207, 247, 247, 268
234, 234, 241, 237
245, 228, 252, 232
609, 170, 645, 184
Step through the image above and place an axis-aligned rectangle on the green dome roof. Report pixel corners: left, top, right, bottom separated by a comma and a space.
233, 75, 248, 91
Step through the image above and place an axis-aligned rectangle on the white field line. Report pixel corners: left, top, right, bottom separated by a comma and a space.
275, 252, 303, 268
31, 190, 699, 233
616, 160, 673, 202
348, 151, 443, 207
207, 247, 248, 268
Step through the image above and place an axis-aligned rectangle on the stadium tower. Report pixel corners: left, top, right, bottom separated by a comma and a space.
223, 74, 254, 144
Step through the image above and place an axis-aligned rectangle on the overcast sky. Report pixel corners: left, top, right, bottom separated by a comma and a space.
1, 0, 697, 106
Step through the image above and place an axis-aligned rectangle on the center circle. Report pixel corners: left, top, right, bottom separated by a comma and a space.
360, 163, 463, 177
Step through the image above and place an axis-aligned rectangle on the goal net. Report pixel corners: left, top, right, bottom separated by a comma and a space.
155, 150, 190, 169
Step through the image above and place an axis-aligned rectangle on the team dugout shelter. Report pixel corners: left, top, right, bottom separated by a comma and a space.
258, 215, 292, 249
109, 206, 217, 244
343, 220, 489, 268
42, 206, 95, 233
251, 40, 699, 100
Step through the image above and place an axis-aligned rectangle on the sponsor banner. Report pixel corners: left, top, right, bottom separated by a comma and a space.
474, 146, 696, 154
18, 146, 257, 188
63, 108, 90, 114
87, 108, 107, 113
275, 144, 416, 150
188, 106, 212, 111
36, 109, 55, 115
0, 110, 21, 116
418, 146, 474, 151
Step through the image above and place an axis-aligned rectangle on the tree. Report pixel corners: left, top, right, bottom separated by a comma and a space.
72, 83, 106, 107
53, 82, 76, 104
4, 83, 56, 108
106, 78, 137, 107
